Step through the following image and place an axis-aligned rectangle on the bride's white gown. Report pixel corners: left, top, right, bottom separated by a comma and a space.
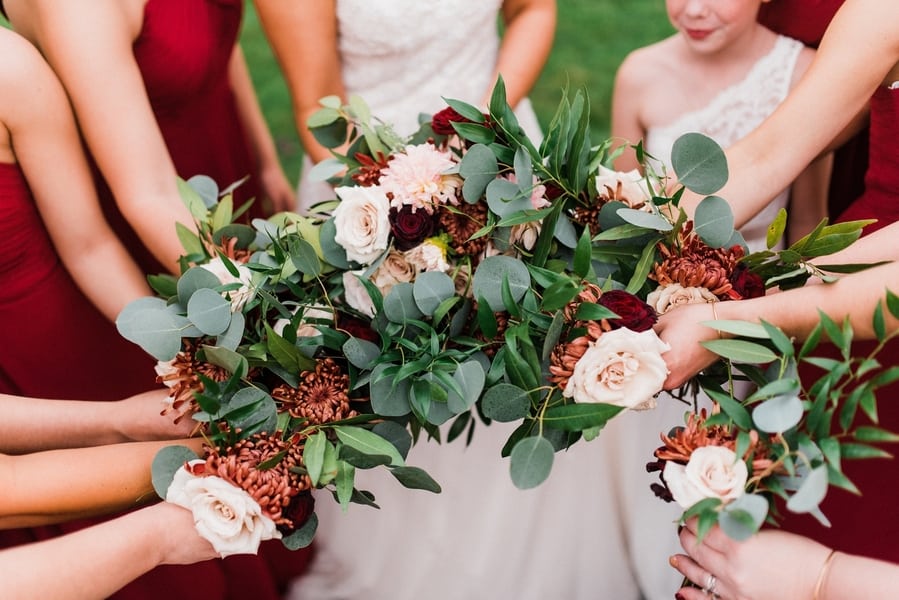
290, 2, 642, 599
597, 34, 805, 600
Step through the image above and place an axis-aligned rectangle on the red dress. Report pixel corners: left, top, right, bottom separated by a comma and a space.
758, 0, 867, 219
96, 0, 266, 276
1, 1, 312, 595
778, 86, 899, 563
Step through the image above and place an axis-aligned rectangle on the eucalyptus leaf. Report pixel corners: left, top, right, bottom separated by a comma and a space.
472, 255, 531, 311
413, 271, 456, 316
486, 178, 533, 218
389, 466, 442, 493
616, 208, 674, 232
752, 393, 803, 433
383, 282, 424, 323
187, 288, 232, 336
177, 266, 224, 306
342, 337, 381, 370
282, 514, 318, 550
369, 363, 412, 416
720, 493, 768, 541
786, 465, 828, 513
671, 132, 729, 195
446, 360, 486, 414
459, 144, 499, 203
694, 196, 735, 248
115, 306, 183, 361
177, 176, 208, 220
510, 436, 555, 490
372, 421, 413, 460
151, 445, 199, 499
481, 383, 531, 422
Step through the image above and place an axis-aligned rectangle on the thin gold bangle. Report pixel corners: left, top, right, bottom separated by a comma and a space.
813, 549, 838, 600
710, 301, 722, 339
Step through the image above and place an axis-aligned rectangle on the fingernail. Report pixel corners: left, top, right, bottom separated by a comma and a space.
677, 524, 684, 534
675, 594, 686, 600
668, 555, 678, 568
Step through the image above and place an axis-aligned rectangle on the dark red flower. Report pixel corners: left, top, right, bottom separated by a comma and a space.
544, 182, 566, 201
339, 315, 379, 343
597, 290, 658, 331
390, 205, 437, 251
279, 491, 316, 534
430, 106, 476, 136
727, 264, 766, 299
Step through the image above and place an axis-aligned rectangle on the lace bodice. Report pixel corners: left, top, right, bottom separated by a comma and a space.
646, 35, 803, 251
336, 0, 505, 135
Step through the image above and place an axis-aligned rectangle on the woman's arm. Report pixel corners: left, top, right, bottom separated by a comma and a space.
0, 502, 217, 600
253, 0, 344, 166
609, 47, 657, 173
0, 390, 198, 454
679, 0, 899, 226
786, 152, 833, 244
0, 28, 151, 320
656, 258, 899, 389
4, 0, 195, 274
672, 520, 899, 600
0, 438, 203, 529
227, 44, 293, 214
487, 0, 557, 109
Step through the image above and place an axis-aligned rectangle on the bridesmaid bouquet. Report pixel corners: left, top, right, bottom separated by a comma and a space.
115, 79, 883, 553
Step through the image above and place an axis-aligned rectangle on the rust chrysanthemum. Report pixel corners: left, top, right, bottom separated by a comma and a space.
650, 222, 746, 298
438, 200, 489, 260
351, 151, 390, 187
272, 358, 356, 425
204, 431, 312, 528
471, 306, 510, 357
157, 341, 231, 423
547, 282, 612, 389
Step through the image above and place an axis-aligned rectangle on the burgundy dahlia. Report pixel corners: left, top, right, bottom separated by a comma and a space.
596, 289, 658, 332
430, 106, 475, 136
390, 205, 437, 251
727, 263, 766, 300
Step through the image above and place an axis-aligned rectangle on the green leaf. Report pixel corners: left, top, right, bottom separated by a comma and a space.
389, 466, 442, 493
335, 460, 355, 510
202, 346, 248, 378
342, 337, 381, 370
670, 133, 729, 195
625, 239, 659, 295
485, 178, 532, 218
786, 465, 828, 513
616, 208, 674, 232
188, 174, 219, 209
704, 388, 752, 430
176, 222, 206, 258
542, 403, 625, 432
720, 493, 768, 541
115, 303, 184, 361
694, 196, 735, 248
575, 302, 619, 322
303, 433, 329, 488
752, 393, 803, 433
334, 426, 405, 466
177, 266, 223, 306
187, 288, 232, 336
573, 227, 593, 278
510, 436, 555, 490
854, 426, 899, 443
265, 323, 315, 373
886, 289, 899, 320
453, 122, 496, 145
446, 360, 486, 414
840, 442, 893, 460
412, 271, 456, 316
481, 383, 531, 422
704, 319, 770, 339
282, 514, 318, 550
151, 445, 199, 499
216, 311, 245, 351
383, 282, 424, 324
701, 339, 778, 363
443, 97, 486, 123
177, 176, 209, 220
766, 208, 788, 250
459, 143, 499, 203
289, 237, 322, 276
472, 255, 531, 312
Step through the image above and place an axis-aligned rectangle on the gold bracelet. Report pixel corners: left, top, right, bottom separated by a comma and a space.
813, 549, 838, 600
710, 301, 722, 339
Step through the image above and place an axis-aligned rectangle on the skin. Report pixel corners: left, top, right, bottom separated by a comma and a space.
0, 502, 219, 600
671, 519, 899, 600
611, 0, 829, 243
252, 0, 557, 166
3, 0, 293, 274
0, 28, 150, 320
674, 0, 899, 225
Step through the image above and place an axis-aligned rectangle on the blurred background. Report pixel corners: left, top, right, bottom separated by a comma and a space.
2, 2, 675, 184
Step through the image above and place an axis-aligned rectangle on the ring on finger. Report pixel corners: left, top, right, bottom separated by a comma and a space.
703, 573, 718, 595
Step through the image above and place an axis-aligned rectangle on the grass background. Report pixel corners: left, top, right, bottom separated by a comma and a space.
2, 2, 675, 183
241, 1, 674, 182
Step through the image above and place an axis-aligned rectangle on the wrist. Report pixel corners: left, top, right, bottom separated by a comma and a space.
813, 548, 839, 600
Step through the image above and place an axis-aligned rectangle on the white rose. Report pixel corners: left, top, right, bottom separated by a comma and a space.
371, 250, 416, 296
201, 257, 255, 311
646, 283, 718, 315
404, 240, 450, 273
342, 270, 375, 317
663, 446, 748, 509
167, 460, 281, 557
562, 328, 670, 410
595, 165, 652, 210
273, 305, 333, 338
333, 185, 391, 265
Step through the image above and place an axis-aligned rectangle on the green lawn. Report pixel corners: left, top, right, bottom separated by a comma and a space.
240, 1, 674, 182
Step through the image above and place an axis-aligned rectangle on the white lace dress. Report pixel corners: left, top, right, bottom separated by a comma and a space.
596, 35, 805, 600
296, 0, 542, 211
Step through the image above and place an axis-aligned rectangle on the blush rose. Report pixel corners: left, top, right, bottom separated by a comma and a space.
333, 185, 391, 265
663, 445, 748, 509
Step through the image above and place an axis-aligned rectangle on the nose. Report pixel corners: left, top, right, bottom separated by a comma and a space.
682, 0, 709, 18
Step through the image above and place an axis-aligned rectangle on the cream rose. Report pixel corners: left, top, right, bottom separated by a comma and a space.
167, 460, 281, 557
404, 240, 451, 273
342, 270, 376, 317
273, 305, 333, 338
333, 185, 391, 265
663, 446, 748, 509
595, 166, 652, 210
510, 221, 542, 251
201, 257, 255, 312
371, 250, 416, 297
562, 328, 670, 410
646, 283, 718, 315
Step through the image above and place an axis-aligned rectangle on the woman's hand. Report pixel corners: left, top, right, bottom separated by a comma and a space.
654, 302, 721, 389
112, 389, 201, 442
670, 519, 831, 600
258, 161, 295, 214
